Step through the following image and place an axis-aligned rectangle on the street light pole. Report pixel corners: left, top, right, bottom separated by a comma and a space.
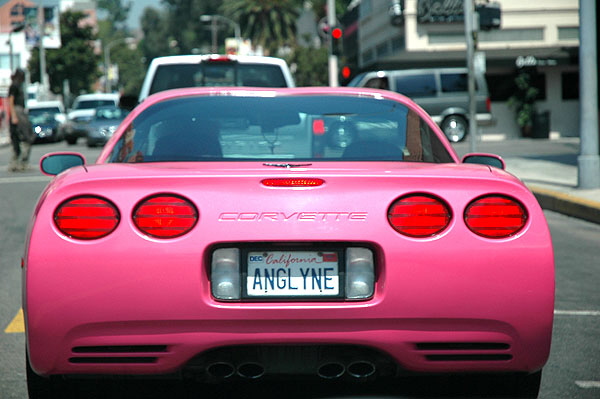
577, 0, 600, 189
464, 0, 478, 153
200, 15, 241, 53
104, 37, 134, 93
327, 0, 339, 87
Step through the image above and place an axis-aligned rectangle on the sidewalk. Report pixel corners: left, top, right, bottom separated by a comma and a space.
504, 157, 600, 225
2, 133, 599, 224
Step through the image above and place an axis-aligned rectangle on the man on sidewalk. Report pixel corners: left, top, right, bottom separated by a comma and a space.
8, 68, 35, 172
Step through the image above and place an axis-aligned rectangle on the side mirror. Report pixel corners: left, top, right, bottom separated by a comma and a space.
462, 153, 505, 170
40, 153, 86, 176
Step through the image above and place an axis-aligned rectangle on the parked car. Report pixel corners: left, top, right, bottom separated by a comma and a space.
26, 87, 553, 399
63, 93, 120, 144
138, 54, 295, 102
27, 100, 66, 143
348, 67, 495, 142
85, 105, 129, 147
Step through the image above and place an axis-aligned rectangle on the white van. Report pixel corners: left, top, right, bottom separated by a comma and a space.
138, 54, 296, 102
348, 67, 494, 142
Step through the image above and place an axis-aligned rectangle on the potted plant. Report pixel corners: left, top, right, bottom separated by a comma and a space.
508, 71, 539, 137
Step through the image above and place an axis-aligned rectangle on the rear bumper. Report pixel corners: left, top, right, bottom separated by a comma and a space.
25, 259, 553, 379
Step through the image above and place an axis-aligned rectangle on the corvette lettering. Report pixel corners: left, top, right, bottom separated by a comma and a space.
218, 212, 368, 222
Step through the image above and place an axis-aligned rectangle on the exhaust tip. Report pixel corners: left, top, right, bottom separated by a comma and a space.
237, 362, 265, 379
347, 360, 376, 378
317, 362, 345, 379
206, 362, 235, 379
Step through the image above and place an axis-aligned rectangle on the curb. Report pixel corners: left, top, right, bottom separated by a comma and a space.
529, 185, 600, 225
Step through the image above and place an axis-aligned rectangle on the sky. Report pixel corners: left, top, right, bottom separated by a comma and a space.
126, 0, 163, 30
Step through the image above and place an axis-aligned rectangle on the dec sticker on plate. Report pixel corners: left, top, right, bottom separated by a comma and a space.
247, 251, 340, 297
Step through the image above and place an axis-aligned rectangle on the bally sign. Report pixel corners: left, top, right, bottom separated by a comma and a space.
417, 0, 464, 23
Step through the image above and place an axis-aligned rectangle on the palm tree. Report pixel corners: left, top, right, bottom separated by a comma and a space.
220, 0, 302, 55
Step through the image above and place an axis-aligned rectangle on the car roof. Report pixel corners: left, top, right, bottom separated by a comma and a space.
28, 100, 64, 109
148, 54, 290, 67
73, 93, 120, 101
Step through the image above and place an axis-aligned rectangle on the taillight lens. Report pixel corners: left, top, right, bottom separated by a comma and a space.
465, 195, 527, 238
388, 194, 451, 237
54, 196, 120, 239
261, 178, 324, 187
133, 194, 198, 238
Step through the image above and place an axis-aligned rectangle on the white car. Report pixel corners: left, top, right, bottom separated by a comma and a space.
64, 93, 120, 144
138, 54, 295, 102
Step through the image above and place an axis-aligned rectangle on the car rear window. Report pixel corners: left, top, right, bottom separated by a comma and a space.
108, 95, 453, 164
148, 63, 288, 96
75, 100, 117, 109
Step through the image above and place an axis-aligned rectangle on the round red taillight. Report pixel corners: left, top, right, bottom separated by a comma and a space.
133, 194, 198, 238
54, 196, 120, 240
464, 195, 528, 238
388, 194, 452, 237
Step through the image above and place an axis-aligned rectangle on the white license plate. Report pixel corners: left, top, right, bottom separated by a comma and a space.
246, 251, 340, 297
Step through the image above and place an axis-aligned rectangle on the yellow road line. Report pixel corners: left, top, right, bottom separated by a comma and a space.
4, 308, 25, 333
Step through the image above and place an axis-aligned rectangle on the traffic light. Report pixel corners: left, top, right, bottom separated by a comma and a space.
477, 2, 501, 31
330, 26, 343, 56
341, 66, 352, 80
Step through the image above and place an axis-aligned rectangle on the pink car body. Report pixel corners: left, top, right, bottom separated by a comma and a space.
24, 87, 554, 395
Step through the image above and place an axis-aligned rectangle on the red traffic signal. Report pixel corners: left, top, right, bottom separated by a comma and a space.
341, 66, 351, 80
331, 27, 343, 39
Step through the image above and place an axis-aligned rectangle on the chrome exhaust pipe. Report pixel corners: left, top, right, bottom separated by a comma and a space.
317, 362, 346, 379
237, 362, 265, 379
206, 362, 235, 379
347, 360, 376, 378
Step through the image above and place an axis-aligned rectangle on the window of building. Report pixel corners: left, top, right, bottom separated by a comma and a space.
391, 37, 405, 51
0, 54, 21, 70
558, 27, 579, 41
376, 42, 389, 58
361, 48, 374, 65
479, 28, 544, 42
561, 72, 579, 100
486, 71, 546, 101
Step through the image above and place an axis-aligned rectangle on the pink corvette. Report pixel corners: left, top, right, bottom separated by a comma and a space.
24, 87, 554, 398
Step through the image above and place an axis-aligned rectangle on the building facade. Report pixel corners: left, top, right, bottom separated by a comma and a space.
351, 0, 581, 139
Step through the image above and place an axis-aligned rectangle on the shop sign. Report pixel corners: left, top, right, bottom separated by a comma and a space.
417, 0, 464, 23
516, 56, 558, 68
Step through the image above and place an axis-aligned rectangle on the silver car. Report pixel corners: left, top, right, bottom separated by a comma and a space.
85, 106, 129, 147
348, 67, 495, 142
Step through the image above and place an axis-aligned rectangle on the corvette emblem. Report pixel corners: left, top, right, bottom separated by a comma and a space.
218, 212, 368, 222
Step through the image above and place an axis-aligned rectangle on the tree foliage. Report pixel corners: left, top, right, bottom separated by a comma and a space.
284, 45, 329, 86
96, 0, 145, 95
28, 11, 100, 98
97, 0, 131, 28
154, 0, 222, 55
220, 0, 301, 55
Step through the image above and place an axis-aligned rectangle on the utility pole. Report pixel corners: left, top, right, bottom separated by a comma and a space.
327, 0, 339, 87
577, 0, 600, 189
464, 0, 478, 153
38, 4, 49, 100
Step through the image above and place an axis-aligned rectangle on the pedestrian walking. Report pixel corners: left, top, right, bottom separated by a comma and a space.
8, 68, 35, 172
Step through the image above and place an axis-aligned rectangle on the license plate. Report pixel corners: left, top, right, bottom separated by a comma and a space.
246, 250, 340, 297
